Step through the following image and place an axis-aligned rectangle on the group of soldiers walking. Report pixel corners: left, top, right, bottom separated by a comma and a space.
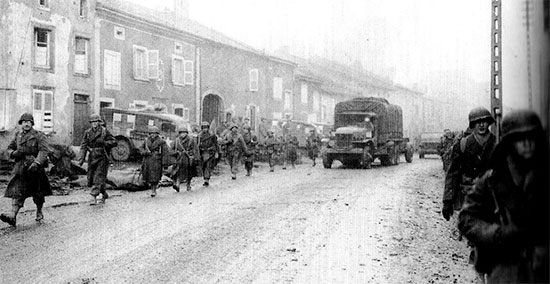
1, 113, 323, 227
441, 107, 548, 283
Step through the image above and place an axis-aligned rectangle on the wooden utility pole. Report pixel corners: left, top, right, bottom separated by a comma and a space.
490, 0, 503, 141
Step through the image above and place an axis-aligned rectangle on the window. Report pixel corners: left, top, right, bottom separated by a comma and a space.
313, 91, 320, 111
321, 105, 327, 121
79, 0, 87, 17
38, 0, 49, 8
104, 50, 121, 90
284, 90, 292, 110
249, 69, 259, 91
34, 28, 51, 69
74, 37, 89, 74
183, 60, 194, 85
148, 50, 159, 80
273, 77, 282, 99
133, 45, 148, 80
114, 26, 125, 40
301, 83, 308, 104
33, 89, 54, 133
172, 55, 184, 86
173, 104, 189, 120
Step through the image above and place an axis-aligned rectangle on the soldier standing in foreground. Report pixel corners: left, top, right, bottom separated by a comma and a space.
198, 121, 219, 187
459, 110, 549, 283
171, 126, 198, 192
1, 113, 52, 227
442, 107, 497, 222
264, 130, 279, 172
306, 129, 321, 167
242, 125, 258, 176
79, 114, 117, 205
139, 126, 169, 197
221, 124, 248, 180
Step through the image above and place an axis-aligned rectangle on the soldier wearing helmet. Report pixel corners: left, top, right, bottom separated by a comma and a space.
78, 113, 117, 205
220, 123, 249, 180
170, 125, 198, 192
1, 113, 52, 227
197, 120, 220, 186
306, 128, 321, 167
442, 107, 497, 223
264, 129, 279, 172
138, 125, 169, 197
459, 110, 548, 282
242, 124, 258, 176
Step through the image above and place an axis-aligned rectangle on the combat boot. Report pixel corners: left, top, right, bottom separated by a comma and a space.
89, 195, 98, 206
203, 179, 209, 187
150, 185, 157, 197
246, 169, 251, 176
173, 184, 180, 192
35, 208, 44, 221
186, 183, 192, 191
231, 173, 236, 180
0, 213, 16, 227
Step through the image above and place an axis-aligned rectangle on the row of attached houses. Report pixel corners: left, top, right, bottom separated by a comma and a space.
0, 0, 427, 150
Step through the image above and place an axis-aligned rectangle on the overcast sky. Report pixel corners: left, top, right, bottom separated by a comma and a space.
127, 0, 531, 109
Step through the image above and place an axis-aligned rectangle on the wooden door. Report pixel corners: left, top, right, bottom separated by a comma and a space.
73, 94, 90, 145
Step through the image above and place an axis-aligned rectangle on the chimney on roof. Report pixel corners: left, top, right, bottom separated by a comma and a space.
174, 0, 189, 22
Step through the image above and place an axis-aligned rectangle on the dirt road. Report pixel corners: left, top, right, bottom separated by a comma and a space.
0, 156, 477, 283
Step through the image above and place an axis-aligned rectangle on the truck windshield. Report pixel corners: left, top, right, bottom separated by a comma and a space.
338, 114, 374, 130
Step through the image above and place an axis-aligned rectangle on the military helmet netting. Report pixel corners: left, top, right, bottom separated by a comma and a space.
501, 110, 542, 141
148, 125, 160, 134
468, 107, 495, 128
177, 125, 189, 133
89, 113, 102, 122
201, 121, 210, 128
18, 112, 34, 125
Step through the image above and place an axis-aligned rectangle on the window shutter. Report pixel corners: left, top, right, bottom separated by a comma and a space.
183, 60, 194, 85
148, 50, 159, 79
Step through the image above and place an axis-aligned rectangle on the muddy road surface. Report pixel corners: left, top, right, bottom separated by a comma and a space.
0, 156, 478, 283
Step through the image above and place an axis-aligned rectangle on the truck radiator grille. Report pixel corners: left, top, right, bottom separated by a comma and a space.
335, 134, 353, 148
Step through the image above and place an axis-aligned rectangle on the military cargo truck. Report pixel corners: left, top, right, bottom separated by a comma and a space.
321, 97, 414, 168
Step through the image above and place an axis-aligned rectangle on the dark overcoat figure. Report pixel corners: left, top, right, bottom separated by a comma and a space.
242, 127, 258, 176
458, 110, 549, 283
198, 122, 220, 186
79, 114, 116, 204
264, 131, 279, 172
1, 113, 51, 227
171, 128, 198, 191
306, 131, 321, 166
139, 126, 169, 197
221, 124, 248, 179
286, 135, 299, 168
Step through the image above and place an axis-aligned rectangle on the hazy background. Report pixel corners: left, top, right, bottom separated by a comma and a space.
128, 0, 532, 110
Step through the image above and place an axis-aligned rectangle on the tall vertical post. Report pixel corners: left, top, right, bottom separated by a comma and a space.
490, 0, 503, 141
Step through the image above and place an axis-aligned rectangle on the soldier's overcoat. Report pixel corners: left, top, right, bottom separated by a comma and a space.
139, 136, 169, 184
5, 128, 52, 199
79, 126, 116, 187
171, 135, 198, 181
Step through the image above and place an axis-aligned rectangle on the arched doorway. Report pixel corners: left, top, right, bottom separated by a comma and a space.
202, 93, 223, 129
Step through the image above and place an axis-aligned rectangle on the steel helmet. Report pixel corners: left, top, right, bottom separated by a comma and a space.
177, 125, 189, 133
201, 121, 210, 128
89, 113, 102, 123
468, 107, 495, 128
501, 109, 542, 141
18, 112, 35, 125
148, 125, 160, 134
229, 123, 238, 130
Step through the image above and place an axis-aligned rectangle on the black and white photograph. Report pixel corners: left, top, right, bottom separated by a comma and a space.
0, 0, 548, 283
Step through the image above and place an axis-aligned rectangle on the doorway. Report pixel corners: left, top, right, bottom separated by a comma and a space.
202, 94, 223, 129
73, 94, 90, 145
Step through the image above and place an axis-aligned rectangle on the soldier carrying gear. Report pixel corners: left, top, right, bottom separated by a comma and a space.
443, 106, 496, 222
171, 125, 198, 192
306, 129, 321, 167
79, 113, 117, 205
458, 110, 549, 281
139, 125, 169, 197
1, 113, 52, 227
264, 130, 279, 172
221, 123, 248, 180
198, 121, 219, 187
242, 124, 258, 176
